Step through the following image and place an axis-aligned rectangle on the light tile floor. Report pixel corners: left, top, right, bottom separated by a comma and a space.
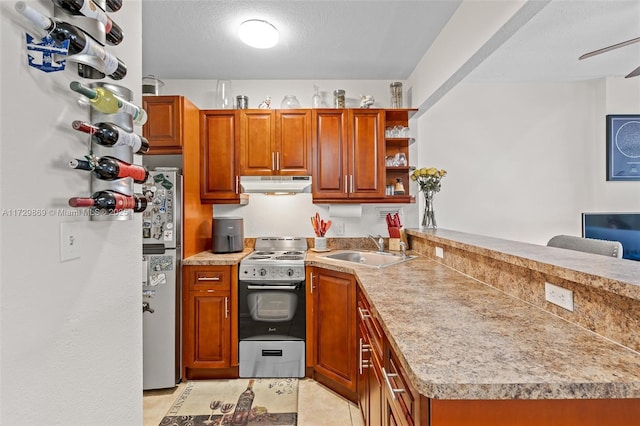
143, 378, 364, 426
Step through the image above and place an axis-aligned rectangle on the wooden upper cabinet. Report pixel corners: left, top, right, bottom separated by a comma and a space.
239, 109, 311, 176
349, 109, 385, 198
200, 110, 241, 203
312, 109, 385, 201
143, 96, 190, 155
276, 109, 312, 175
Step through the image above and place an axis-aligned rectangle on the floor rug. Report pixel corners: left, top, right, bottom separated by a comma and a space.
160, 378, 298, 426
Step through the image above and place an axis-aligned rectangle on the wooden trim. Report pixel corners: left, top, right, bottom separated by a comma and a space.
430, 398, 640, 426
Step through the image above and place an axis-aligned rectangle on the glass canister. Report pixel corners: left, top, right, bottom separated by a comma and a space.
280, 95, 301, 109
333, 89, 345, 108
390, 81, 403, 108
236, 95, 248, 109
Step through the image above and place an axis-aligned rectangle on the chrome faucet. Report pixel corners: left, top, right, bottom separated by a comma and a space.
368, 234, 385, 252
399, 241, 407, 259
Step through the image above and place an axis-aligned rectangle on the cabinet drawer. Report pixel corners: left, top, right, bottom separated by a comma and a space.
385, 349, 416, 426
358, 294, 384, 360
186, 266, 231, 291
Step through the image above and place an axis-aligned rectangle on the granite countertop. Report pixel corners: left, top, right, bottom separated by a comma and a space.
306, 251, 640, 400
183, 248, 253, 265
407, 228, 640, 301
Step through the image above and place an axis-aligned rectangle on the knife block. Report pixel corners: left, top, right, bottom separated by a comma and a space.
389, 238, 401, 251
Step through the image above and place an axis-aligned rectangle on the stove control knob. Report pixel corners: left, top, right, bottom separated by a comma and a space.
286, 269, 295, 277
259, 268, 267, 277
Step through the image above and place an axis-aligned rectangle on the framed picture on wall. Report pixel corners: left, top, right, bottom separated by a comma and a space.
606, 114, 640, 181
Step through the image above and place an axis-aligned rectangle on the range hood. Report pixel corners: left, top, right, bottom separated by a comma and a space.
240, 176, 312, 194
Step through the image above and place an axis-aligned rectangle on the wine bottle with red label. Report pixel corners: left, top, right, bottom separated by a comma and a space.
51, 0, 124, 46
15, 1, 127, 79
70, 155, 149, 183
69, 190, 148, 213
72, 120, 149, 154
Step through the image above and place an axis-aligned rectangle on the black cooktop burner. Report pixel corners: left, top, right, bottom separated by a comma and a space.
254, 251, 275, 256
249, 255, 272, 260
283, 251, 304, 255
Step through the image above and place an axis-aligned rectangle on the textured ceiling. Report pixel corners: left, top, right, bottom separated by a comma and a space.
141, 0, 640, 82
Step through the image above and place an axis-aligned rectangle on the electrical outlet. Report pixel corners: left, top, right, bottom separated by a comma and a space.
60, 222, 80, 262
545, 282, 574, 311
333, 221, 345, 236
435, 246, 444, 258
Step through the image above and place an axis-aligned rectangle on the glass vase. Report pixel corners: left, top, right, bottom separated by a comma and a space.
421, 190, 437, 229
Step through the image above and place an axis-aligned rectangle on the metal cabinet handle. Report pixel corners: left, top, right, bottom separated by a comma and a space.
359, 338, 371, 374
344, 175, 348, 193
235, 175, 239, 194
276, 152, 280, 171
350, 174, 354, 193
224, 296, 229, 318
271, 152, 275, 171
382, 367, 405, 400
198, 277, 220, 281
358, 307, 371, 320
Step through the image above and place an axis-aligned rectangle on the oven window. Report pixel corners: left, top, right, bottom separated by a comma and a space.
247, 292, 298, 322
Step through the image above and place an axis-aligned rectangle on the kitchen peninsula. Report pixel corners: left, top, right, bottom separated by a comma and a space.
186, 229, 640, 425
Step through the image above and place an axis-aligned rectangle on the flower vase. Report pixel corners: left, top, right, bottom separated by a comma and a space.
421, 190, 437, 229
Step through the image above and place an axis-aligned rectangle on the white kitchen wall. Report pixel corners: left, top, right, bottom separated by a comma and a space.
414, 77, 640, 245
1, 1, 143, 425
159, 78, 420, 238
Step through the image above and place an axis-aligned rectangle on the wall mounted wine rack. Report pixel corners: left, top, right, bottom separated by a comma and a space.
52, 0, 139, 221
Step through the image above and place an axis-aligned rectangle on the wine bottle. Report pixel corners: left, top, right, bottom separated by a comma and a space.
15, 2, 126, 79
70, 81, 148, 125
69, 190, 148, 213
72, 120, 150, 154
104, 0, 122, 13
51, 0, 124, 46
69, 156, 149, 183
231, 379, 255, 426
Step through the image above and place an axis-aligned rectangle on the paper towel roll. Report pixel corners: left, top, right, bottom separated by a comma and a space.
329, 204, 362, 218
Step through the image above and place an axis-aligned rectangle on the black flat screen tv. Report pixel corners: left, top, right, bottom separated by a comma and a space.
582, 212, 640, 261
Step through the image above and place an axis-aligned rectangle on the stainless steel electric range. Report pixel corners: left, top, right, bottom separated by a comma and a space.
238, 237, 307, 378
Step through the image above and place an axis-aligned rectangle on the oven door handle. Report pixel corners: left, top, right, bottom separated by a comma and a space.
246, 285, 299, 290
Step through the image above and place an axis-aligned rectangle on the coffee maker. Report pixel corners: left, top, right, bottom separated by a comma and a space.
212, 217, 244, 253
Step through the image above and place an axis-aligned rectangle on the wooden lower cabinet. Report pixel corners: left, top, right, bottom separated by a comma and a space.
308, 267, 357, 402
182, 265, 238, 379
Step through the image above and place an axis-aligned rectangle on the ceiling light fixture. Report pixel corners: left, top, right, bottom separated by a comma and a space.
239, 19, 279, 49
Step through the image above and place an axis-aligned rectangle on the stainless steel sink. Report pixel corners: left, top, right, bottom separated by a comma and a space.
323, 250, 416, 268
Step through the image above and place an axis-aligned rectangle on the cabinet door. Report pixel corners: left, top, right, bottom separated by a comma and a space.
358, 322, 371, 425
239, 110, 276, 175
276, 110, 312, 175
185, 291, 231, 370
348, 109, 385, 199
313, 267, 357, 398
200, 110, 240, 202
143, 96, 183, 155
312, 109, 349, 199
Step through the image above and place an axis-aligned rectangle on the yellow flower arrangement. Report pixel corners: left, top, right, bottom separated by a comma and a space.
410, 167, 447, 193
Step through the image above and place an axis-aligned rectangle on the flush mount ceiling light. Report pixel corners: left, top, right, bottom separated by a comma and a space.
239, 19, 279, 49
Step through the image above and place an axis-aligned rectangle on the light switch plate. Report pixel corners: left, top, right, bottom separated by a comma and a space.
60, 222, 80, 262
435, 246, 444, 258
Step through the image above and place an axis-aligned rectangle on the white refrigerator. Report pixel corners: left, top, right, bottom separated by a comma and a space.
142, 168, 182, 390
